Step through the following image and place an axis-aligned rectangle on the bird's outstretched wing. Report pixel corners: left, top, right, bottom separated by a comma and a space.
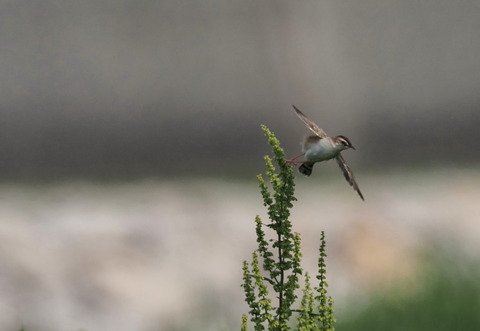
292, 105, 327, 138
335, 154, 364, 201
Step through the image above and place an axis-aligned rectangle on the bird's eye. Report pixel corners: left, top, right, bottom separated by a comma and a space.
337, 136, 351, 147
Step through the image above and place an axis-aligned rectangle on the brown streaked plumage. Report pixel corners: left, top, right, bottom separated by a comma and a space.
292, 105, 327, 138
302, 135, 321, 151
336, 154, 364, 201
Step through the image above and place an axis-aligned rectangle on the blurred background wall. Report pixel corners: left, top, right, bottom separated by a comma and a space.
1, 0, 479, 179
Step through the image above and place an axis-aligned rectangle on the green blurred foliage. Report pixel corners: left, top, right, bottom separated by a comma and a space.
337, 252, 480, 331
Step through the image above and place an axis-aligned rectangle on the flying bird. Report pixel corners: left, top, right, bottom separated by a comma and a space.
286, 105, 364, 201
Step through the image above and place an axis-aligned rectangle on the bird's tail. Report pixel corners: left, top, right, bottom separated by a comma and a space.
299, 162, 315, 176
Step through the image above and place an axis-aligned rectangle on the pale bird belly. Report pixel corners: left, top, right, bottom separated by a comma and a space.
305, 144, 338, 162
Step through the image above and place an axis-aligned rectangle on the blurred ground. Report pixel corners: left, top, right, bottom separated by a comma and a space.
0, 169, 479, 330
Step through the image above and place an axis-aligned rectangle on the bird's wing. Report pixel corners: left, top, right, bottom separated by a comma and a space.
335, 154, 364, 201
292, 105, 327, 138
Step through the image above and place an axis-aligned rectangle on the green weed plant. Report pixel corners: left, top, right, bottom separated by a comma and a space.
241, 125, 335, 331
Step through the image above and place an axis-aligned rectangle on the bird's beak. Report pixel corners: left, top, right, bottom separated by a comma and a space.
351, 146, 356, 150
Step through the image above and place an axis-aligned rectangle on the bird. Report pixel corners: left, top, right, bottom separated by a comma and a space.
286, 105, 364, 201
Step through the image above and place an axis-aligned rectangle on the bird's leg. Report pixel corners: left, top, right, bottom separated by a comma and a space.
285, 153, 305, 164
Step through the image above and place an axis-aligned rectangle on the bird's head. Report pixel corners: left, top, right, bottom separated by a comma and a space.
334, 135, 355, 150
